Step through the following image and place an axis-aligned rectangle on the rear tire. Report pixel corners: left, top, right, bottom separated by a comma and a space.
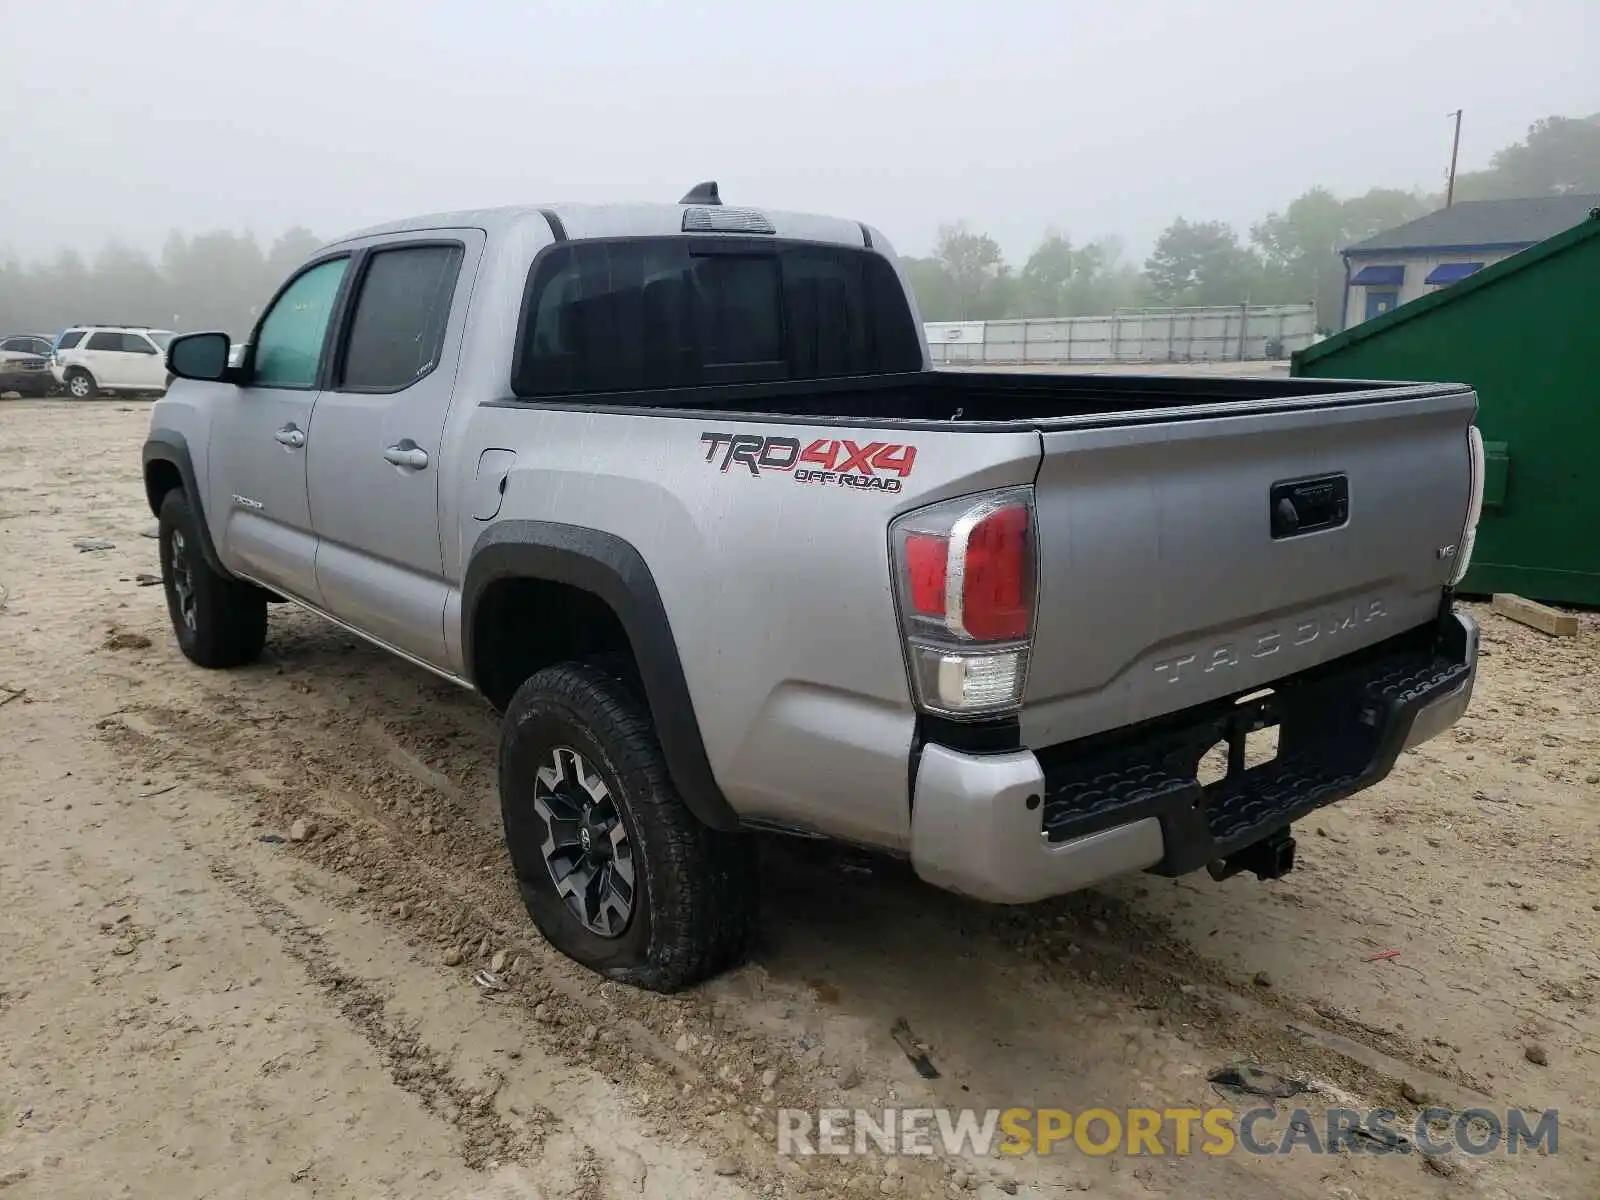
64, 369, 96, 399
157, 488, 267, 668
499, 662, 757, 991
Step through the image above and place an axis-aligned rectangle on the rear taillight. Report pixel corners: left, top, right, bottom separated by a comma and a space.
891, 487, 1036, 717
1450, 425, 1485, 586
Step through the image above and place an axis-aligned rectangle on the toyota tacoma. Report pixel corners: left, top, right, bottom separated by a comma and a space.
143, 183, 1484, 990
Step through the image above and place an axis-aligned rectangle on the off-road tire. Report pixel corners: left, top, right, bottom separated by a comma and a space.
157, 488, 267, 668
499, 661, 757, 991
64, 369, 97, 399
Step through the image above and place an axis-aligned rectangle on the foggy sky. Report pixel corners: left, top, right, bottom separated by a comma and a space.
4, 0, 1595, 263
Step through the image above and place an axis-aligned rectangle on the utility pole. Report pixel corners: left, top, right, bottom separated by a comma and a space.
1446, 109, 1463, 208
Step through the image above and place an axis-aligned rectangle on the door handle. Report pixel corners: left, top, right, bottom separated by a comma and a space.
383, 441, 429, 470
274, 425, 306, 448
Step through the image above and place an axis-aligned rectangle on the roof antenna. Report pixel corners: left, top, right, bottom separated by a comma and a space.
679, 181, 721, 206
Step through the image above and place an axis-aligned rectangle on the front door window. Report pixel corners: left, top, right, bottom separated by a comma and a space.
252, 257, 350, 388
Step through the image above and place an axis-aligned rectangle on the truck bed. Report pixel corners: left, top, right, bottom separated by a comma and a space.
514, 368, 1465, 428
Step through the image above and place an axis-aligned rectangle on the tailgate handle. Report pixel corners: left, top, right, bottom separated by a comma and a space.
1270, 474, 1349, 539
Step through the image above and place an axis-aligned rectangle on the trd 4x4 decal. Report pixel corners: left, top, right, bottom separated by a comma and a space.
699, 433, 917, 494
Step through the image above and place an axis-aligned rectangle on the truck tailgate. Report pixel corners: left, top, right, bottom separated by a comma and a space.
1022, 386, 1477, 748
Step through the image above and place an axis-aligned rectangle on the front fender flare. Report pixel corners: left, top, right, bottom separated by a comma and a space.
142, 429, 231, 578
462, 520, 739, 831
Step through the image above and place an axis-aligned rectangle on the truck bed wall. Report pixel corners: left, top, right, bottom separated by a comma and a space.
501, 370, 1449, 427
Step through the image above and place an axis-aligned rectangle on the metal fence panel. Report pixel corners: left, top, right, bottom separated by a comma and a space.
925, 304, 1317, 365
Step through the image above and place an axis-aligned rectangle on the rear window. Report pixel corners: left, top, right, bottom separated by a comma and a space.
57, 330, 85, 350
512, 238, 922, 398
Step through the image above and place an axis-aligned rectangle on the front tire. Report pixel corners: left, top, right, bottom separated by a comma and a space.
157, 488, 267, 668
64, 369, 96, 399
499, 662, 757, 991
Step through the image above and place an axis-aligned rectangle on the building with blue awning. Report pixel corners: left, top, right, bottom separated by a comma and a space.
1340, 193, 1599, 329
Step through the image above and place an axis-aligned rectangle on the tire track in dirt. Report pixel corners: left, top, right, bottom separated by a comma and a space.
204, 859, 549, 1171
99, 706, 897, 1199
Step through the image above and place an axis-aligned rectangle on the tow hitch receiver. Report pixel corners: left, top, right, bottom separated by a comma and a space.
1208, 827, 1297, 882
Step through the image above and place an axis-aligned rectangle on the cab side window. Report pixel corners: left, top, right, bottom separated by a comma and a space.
337, 244, 464, 391
85, 331, 123, 351
252, 257, 350, 389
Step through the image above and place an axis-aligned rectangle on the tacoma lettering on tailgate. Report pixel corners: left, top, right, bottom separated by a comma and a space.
1153, 598, 1388, 684
700, 432, 916, 493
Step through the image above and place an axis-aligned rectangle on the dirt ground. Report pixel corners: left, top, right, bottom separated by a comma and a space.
1, 397, 1595, 1200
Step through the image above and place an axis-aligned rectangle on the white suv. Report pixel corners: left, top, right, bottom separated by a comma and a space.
52, 325, 176, 398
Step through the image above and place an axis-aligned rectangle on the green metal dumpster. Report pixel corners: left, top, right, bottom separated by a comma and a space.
1293, 212, 1600, 606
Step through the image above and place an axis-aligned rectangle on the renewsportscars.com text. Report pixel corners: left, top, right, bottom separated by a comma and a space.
776, 1106, 1559, 1158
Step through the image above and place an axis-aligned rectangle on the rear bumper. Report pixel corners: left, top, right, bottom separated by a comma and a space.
0, 367, 53, 394
910, 607, 1477, 904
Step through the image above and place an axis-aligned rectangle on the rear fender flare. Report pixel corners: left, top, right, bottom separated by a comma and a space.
462, 520, 739, 831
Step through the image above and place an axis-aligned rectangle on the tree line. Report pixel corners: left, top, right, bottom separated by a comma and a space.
1, 115, 1595, 339
0, 228, 323, 339
905, 115, 1599, 330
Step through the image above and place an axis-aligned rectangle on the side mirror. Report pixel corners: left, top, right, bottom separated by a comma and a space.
167, 331, 232, 382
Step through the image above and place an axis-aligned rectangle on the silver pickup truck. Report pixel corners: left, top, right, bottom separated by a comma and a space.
145, 184, 1484, 991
